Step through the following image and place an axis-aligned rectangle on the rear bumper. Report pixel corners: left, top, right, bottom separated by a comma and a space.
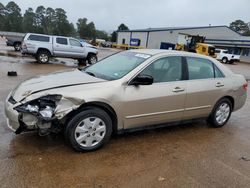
234, 91, 247, 111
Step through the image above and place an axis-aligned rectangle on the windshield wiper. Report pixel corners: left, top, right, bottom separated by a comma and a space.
85, 71, 96, 77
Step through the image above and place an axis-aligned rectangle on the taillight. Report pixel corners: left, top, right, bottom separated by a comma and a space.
243, 83, 248, 89
22, 42, 27, 49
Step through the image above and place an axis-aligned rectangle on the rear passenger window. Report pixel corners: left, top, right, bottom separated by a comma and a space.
187, 57, 214, 80
56, 37, 68, 45
28, 34, 50, 42
140, 56, 182, 83
214, 65, 224, 78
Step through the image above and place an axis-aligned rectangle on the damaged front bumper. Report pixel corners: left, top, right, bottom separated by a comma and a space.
5, 96, 20, 132
5, 94, 83, 134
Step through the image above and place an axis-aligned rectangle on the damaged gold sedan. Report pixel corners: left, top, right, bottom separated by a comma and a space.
5, 50, 247, 151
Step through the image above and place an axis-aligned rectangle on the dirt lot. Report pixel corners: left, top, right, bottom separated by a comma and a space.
0, 42, 250, 188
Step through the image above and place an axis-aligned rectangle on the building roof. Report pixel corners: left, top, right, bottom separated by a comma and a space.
118, 25, 241, 35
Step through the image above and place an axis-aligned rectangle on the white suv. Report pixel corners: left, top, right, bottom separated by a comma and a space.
215, 49, 240, 64
21, 33, 98, 65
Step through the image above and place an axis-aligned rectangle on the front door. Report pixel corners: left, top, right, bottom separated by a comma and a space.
68, 39, 85, 58
122, 56, 187, 129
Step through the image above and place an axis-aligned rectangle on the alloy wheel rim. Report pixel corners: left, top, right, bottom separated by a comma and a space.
40, 54, 48, 63
90, 57, 97, 64
15, 45, 20, 50
74, 117, 106, 147
215, 103, 230, 125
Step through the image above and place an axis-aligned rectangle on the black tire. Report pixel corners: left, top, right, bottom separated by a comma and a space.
77, 58, 87, 66
14, 42, 21, 51
87, 54, 97, 64
208, 98, 232, 128
222, 57, 228, 64
37, 50, 50, 63
64, 108, 112, 152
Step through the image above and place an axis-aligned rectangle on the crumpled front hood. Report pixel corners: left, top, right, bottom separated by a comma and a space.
12, 69, 105, 102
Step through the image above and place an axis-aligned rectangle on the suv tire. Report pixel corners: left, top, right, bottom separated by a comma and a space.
78, 59, 87, 66
222, 57, 228, 64
87, 54, 97, 64
14, 42, 21, 51
37, 50, 50, 63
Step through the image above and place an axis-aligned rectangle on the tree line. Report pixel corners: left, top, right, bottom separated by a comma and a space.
229, 20, 250, 36
1, 1, 248, 42
0, 1, 130, 41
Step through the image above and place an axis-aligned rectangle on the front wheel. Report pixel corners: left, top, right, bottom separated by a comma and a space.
208, 98, 232, 128
222, 57, 228, 64
87, 54, 97, 64
64, 108, 112, 152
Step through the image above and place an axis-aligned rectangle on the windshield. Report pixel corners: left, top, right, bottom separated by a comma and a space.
84, 51, 151, 80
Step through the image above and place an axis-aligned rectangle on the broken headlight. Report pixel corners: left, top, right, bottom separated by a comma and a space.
15, 95, 62, 119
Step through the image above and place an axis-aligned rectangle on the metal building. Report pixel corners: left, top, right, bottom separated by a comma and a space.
117, 26, 250, 62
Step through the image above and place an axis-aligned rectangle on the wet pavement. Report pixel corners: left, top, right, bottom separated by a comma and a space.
1, 43, 250, 188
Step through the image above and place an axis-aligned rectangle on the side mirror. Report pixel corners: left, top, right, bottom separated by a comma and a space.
130, 75, 153, 86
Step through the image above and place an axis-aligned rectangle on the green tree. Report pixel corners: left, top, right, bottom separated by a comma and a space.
45, 7, 56, 34
111, 31, 117, 42
5, 1, 22, 32
77, 18, 96, 39
23, 8, 36, 33
118, 23, 129, 31
0, 3, 6, 30
53, 8, 74, 36
111, 23, 129, 42
35, 6, 46, 33
96, 30, 109, 40
229, 20, 249, 34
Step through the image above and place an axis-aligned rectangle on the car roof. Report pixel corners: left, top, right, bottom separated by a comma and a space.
129, 49, 189, 55
129, 49, 220, 62
129, 49, 210, 57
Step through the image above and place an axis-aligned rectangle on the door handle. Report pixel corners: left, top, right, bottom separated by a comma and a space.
215, 82, 224, 87
172, 87, 185, 93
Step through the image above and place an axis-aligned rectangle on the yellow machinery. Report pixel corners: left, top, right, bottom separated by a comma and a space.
112, 44, 144, 50
175, 33, 216, 58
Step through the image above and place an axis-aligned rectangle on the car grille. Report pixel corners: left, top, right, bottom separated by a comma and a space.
8, 96, 17, 104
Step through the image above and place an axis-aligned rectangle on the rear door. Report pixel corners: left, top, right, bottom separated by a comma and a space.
53, 37, 70, 57
183, 56, 226, 120
123, 56, 187, 129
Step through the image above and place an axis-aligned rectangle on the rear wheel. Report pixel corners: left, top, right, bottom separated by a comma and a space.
87, 54, 97, 64
208, 98, 232, 128
222, 57, 228, 64
14, 42, 21, 51
37, 50, 50, 63
64, 108, 112, 152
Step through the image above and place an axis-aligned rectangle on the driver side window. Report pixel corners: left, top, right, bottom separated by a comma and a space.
69, 39, 82, 47
140, 56, 183, 83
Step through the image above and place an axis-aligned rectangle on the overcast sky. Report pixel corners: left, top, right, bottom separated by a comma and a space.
2, 0, 250, 32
